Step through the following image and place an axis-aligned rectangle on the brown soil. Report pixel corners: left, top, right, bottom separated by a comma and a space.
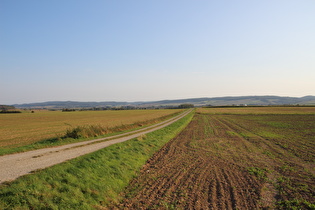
116, 114, 280, 209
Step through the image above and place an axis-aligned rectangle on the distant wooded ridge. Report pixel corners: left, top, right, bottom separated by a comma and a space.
0, 105, 22, 113
8, 95, 315, 109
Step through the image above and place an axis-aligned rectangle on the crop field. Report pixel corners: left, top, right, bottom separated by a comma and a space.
0, 111, 194, 209
197, 106, 315, 115
0, 109, 181, 149
0, 107, 314, 209
118, 107, 315, 209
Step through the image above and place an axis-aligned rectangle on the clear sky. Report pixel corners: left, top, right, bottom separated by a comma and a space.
1, 0, 314, 104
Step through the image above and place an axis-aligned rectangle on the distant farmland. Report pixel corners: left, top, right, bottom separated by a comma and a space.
196, 106, 315, 115
0, 109, 181, 149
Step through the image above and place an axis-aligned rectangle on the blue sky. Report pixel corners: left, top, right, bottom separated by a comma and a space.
1, 0, 314, 104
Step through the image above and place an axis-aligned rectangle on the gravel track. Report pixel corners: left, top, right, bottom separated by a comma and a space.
0, 110, 191, 184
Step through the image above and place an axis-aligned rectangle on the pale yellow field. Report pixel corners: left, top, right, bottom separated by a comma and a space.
0, 109, 181, 148
197, 106, 315, 115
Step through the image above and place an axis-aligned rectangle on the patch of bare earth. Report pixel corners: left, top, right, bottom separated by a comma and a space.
115, 114, 281, 209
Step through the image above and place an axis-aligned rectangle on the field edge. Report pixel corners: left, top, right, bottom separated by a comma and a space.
0, 110, 184, 156
0, 110, 194, 209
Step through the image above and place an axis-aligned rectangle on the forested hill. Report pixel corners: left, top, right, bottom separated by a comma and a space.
12, 95, 315, 109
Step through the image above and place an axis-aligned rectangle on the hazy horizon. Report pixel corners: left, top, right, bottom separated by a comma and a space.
7, 95, 315, 106
1, 1, 314, 104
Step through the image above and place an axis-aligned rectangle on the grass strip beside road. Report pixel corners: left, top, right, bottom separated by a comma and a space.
0, 110, 194, 209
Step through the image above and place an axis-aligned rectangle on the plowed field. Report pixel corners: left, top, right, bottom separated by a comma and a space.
116, 112, 315, 209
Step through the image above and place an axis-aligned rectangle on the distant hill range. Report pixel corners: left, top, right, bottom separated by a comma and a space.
11, 95, 315, 109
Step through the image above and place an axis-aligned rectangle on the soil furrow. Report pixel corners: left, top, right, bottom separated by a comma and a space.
118, 113, 315, 209
118, 115, 270, 209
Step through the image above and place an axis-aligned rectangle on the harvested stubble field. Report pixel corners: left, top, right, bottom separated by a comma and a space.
0, 109, 180, 149
117, 107, 315, 209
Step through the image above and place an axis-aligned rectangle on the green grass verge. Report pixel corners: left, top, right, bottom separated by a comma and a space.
0, 111, 194, 209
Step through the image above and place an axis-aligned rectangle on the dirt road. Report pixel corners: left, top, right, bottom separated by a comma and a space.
0, 110, 191, 184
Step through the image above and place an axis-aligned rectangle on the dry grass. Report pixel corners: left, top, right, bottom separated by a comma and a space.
0, 109, 180, 148
197, 106, 315, 115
